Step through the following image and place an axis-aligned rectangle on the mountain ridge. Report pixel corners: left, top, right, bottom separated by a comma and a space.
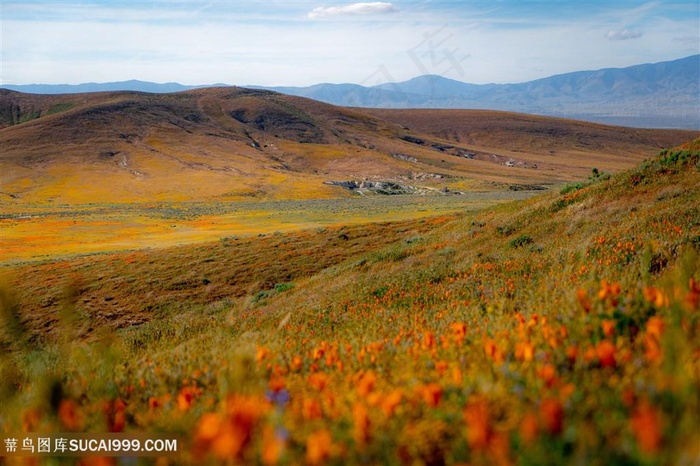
1, 86, 697, 206
2, 55, 697, 129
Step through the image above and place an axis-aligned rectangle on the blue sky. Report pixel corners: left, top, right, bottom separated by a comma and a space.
1, 1, 698, 86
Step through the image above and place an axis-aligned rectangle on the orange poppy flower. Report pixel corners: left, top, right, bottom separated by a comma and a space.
302, 398, 323, 420
601, 319, 616, 337
262, 425, 285, 466
576, 288, 592, 313
630, 400, 662, 454
58, 399, 82, 431
537, 364, 558, 388
540, 398, 564, 436
645, 317, 664, 340
483, 338, 504, 364
291, 356, 303, 372
380, 390, 403, 418
417, 383, 443, 408
451, 322, 468, 344
685, 278, 699, 310
464, 398, 492, 451
177, 386, 200, 411
643, 287, 669, 308
103, 398, 126, 433
356, 371, 377, 397
352, 402, 371, 446
305, 429, 334, 465
256, 346, 270, 364
596, 340, 616, 368
515, 341, 534, 362
308, 372, 329, 391
519, 413, 539, 444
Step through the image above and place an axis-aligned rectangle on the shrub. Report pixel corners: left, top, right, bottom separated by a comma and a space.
509, 235, 533, 248
560, 182, 584, 195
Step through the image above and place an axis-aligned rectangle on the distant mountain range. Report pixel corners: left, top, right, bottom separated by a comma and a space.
3, 55, 698, 129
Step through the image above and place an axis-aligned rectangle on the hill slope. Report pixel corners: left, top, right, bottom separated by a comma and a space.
1, 88, 696, 204
2, 140, 699, 464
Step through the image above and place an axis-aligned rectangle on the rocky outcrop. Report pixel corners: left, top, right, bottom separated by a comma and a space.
325, 179, 462, 196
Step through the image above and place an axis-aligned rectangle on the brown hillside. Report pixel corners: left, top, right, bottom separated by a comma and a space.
365, 108, 698, 172
1, 88, 696, 204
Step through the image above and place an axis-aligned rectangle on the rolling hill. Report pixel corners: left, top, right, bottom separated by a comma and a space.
1, 87, 697, 205
2, 137, 698, 464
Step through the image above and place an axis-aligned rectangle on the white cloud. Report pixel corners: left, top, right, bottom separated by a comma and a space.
1, 1, 696, 86
308, 2, 398, 19
605, 29, 643, 41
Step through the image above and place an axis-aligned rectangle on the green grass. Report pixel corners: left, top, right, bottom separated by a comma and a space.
1, 141, 699, 465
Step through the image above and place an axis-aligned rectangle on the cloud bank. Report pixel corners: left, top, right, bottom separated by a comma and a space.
309, 2, 398, 19
605, 29, 643, 41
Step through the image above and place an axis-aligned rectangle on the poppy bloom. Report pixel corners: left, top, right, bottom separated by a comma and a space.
103, 398, 126, 433
58, 399, 82, 431
195, 396, 268, 460
537, 364, 558, 388
380, 390, 403, 418
483, 338, 504, 364
352, 402, 371, 446
262, 426, 285, 466
630, 400, 662, 454
519, 413, 539, 444
177, 386, 201, 411
256, 346, 270, 364
464, 399, 492, 451
451, 322, 468, 344
22, 408, 41, 432
540, 398, 564, 436
515, 341, 534, 362
601, 319, 616, 337
417, 383, 443, 408
305, 429, 334, 465
302, 398, 323, 420
596, 340, 617, 368
643, 287, 669, 308
308, 372, 329, 391
576, 288, 592, 313
421, 331, 436, 350
356, 371, 377, 397
598, 280, 621, 303
645, 317, 664, 340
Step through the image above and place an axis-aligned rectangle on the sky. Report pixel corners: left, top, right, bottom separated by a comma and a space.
1, 0, 699, 86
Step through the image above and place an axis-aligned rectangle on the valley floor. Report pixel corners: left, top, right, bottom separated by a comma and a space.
0, 191, 537, 264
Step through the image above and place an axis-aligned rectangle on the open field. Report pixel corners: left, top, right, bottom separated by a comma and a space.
1, 141, 699, 465
0, 192, 538, 264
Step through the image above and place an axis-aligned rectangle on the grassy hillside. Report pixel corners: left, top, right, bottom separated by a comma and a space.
1, 141, 699, 465
1, 88, 696, 205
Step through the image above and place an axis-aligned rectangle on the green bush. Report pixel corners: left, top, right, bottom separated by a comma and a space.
560, 182, 584, 195
509, 235, 533, 248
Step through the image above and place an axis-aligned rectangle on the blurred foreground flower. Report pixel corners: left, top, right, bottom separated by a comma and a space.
630, 400, 662, 454
194, 395, 269, 461
305, 429, 336, 465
